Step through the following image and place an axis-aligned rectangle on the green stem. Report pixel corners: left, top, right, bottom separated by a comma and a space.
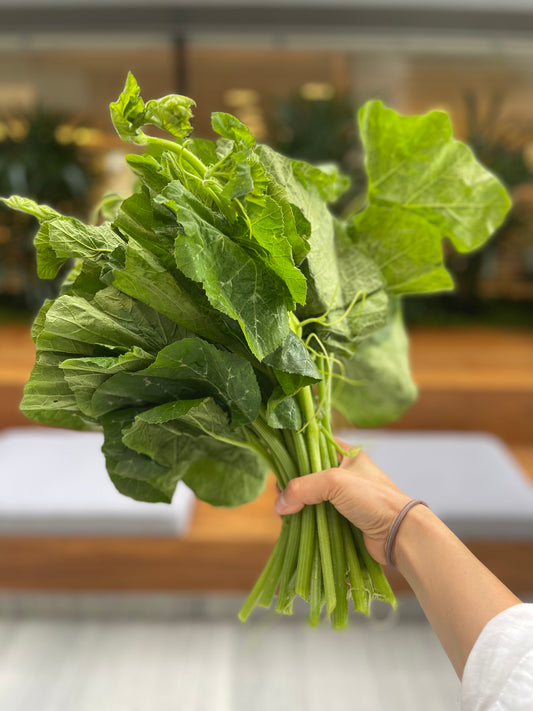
295, 505, 315, 601
289, 427, 315, 601
258, 517, 290, 609
239, 529, 283, 622
341, 518, 369, 615
282, 429, 298, 466
298, 385, 336, 615
297, 386, 322, 472
145, 134, 230, 216
276, 512, 301, 614
327, 502, 348, 629
308, 542, 324, 627
315, 503, 336, 614
251, 415, 297, 487
292, 429, 310, 473
145, 135, 207, 177
352, 526, 397, 609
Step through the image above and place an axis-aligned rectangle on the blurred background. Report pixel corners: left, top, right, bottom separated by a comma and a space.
0, 2, 532, 710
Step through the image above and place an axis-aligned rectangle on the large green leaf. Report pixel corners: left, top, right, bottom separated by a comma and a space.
20, 351, 99, 430
101, 408, 178, 503
359, 100, 511, 252
350, 205, 454, 295
256, 145, 354, 361
244, 196, 307, 305
112, 239, 242, 351
263, 330, 321, 429
123, 399, 267, 507
0, 195, 60, 221
92, 338, 261, 428
316, 220, 389, 355
115, 185, 179, 270
37, 220, 123, 279
36, 287, 183, 356
0, 196, 124, 279
168, 196, 291, 360
333, 299, 418, 427
266, 181, 310, 267
61, 347, 154, 418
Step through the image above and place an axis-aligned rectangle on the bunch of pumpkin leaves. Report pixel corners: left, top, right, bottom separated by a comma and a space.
2, 74, 510, 627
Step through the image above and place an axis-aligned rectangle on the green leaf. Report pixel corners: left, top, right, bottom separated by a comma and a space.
125, 154, 169, 193
20, 351, 99, 430
112, 238, 242, 351
266, 181, 311, 266
185, 138, 219, 167
34, 218, 123, 280
183, 444, 266, 506
123, 398, 267, 507
221, 157, 254, 199
59, 261, 107, 301
0, 195, 60, 221
292, 160, 350, 203
101, 408, 178, 503
135, 398, 206, 426
211, 112, 256, 148
61, 347, 154, 418
358, 100, 512, 252
30, 298, 54, 342
312, 221, 389, 356
263, 331, 320, 382
92, 338, 261, 429
146, 339, 261, 427
110, 71, 195, 144
95, 192, 123, 222
266, 389, 302, 430
160, 179, 227, 235
333, 299, 418, 427
262, 331, 321, 429
143, 95, 195, 140
169, 197, 291, 360
109, 72, 146, 144
115, 185, 179, 270
257, 145, 343, 323
0, 198, 111, 280
245, 196, 307, 305
36, 287, 184, 356
351, 205, 454, 294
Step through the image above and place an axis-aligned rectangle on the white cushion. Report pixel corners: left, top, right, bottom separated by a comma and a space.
0, 427, 195, 536
336, 429, 533, 539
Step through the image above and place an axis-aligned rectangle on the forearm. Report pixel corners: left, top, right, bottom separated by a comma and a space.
395, 504, 522, 678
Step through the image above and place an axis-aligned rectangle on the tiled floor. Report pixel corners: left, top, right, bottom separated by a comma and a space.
0, 594, 460, 711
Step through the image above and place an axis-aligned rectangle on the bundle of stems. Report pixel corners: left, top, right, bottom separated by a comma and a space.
240, 332, 396, 629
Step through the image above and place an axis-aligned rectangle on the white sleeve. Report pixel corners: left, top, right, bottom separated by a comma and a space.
461, 602, 533, 711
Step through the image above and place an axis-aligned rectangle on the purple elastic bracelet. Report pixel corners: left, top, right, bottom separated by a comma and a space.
385, 499, 429, 568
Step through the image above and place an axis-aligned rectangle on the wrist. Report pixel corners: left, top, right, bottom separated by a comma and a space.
385, 499, 429, 568
393, 502, 442, 577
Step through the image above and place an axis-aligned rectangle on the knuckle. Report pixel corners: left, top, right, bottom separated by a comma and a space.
325, 469, 345, 500
285, 477, 301, 501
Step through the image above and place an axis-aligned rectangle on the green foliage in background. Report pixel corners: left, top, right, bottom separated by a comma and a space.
0, 110, 92, 312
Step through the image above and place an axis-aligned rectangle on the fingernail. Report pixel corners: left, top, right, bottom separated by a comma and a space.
275, 492, 289, 514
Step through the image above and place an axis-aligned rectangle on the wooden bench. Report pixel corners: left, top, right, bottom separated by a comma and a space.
0, 324, 532, 596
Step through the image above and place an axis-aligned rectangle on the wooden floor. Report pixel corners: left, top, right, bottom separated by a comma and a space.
0, 600, 460, 711
0, 323, 532, 596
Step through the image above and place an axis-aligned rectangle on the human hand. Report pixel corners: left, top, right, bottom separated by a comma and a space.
274, 444, 411, 564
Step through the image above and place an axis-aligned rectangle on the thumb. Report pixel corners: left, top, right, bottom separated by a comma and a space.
275, 470, 340, 515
